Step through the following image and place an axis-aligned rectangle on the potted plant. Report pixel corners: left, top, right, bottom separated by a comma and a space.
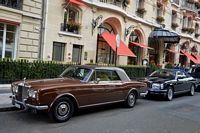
137, 7, 147, 14
156, 16, 165, 22
195, 33, 200, 38
188, 0, 195, 4
182, 27, 188, 32
123, 0, 130, 7
165, 62, 173, 68
195, 1, 200, 9
67, 20, 82, 33
171, 22, 179, 28
188, 28, 195, 33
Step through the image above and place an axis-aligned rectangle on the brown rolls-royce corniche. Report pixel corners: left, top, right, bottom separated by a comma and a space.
11, 65, 148, 122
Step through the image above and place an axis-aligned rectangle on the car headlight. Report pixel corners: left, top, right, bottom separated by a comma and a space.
152, 83, 164, 89
12, 86, 18, 94
28, 89, 39, 100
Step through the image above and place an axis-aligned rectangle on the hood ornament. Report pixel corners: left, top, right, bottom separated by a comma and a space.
23, 77, 26, 83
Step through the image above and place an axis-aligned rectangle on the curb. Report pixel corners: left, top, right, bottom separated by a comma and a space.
0, 84, 11, 90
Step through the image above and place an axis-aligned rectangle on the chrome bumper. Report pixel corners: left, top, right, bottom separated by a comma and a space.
11, 95, 48, 110
140, 90, 148, 97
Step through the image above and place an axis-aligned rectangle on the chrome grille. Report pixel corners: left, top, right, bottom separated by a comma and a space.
17, 85, 28, 101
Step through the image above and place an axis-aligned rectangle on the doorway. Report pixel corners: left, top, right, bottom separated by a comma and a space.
72, 44, 82, 64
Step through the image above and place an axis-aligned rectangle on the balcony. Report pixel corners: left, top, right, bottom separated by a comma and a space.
181, 0, 196, 11
61, 23, 80, 34
0, 0, 23, 10
98, 0, 127, 8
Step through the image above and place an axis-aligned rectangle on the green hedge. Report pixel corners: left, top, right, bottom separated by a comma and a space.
0, 59, 147, 84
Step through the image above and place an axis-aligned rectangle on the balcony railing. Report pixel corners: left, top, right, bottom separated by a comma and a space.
0, 0, 23, 10
98, 0, 125, 8
181, 0, 196, 11
172, 0, 179, 5
61, 23, 80, 34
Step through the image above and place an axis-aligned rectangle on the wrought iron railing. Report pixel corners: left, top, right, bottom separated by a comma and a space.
60, 23, 80, 34
0, 0, 23, 10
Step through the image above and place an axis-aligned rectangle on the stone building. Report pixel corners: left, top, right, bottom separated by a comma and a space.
1, 0, 200, 68
0, 0, 42, 60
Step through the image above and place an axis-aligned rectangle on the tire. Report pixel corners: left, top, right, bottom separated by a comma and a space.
189, 85, 195, 96
166, 87, 173, 101
49, 97, 74, 123
124, 91, 136, 108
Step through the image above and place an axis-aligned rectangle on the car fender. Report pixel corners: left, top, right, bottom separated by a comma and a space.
125, 88, 139, 100
48, 93, 79, 112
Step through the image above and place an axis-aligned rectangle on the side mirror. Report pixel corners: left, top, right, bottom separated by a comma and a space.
177, 77, 183, 80
95, 78, 100, 84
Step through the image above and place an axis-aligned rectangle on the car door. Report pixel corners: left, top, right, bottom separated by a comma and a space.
176, 71, 190, 92
88, 69, 116, 104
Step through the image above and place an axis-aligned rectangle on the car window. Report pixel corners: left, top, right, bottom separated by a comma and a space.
149, 70, 175, 79
90, 70, 120, 81
177, 71, 187, 78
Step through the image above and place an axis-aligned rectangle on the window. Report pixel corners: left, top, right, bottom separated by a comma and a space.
171, 10, 177, 23
177, 71, 187, 78
52, 42, 65, 61
136, 0, 144, 9
187, 17, 192, 28
62, 8, 80, 33
157, 4, 163, 17
0, 23, 17, 59
90, 70, 120, 81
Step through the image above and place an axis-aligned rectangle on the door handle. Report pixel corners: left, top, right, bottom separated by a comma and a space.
109, 85, 115, 87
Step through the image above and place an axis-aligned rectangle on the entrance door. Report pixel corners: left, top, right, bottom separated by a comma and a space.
72, 45, 82, 64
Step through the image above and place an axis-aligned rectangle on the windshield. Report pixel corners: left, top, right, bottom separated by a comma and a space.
59, 66, 93, 82
149, 69, 176, 79
188, 67, 200, 74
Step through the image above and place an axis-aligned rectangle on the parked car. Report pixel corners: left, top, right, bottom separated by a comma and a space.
187, 65, 200, 89
10, 65, 148, 122
138, 69, 196, 101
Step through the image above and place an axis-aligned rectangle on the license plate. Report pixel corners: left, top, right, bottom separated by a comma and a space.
15, 103, 21, 109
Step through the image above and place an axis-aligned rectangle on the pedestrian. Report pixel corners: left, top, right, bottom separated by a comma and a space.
174, 64, 179, 69
181, 65, 185, 71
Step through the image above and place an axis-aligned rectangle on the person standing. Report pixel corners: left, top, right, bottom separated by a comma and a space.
181, 65, 185, 71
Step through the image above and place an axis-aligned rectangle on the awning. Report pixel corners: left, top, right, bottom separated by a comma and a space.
129, 42, 153, 49
63, 0, 86, 6
149, 27, 181, 43
191, 52, 200, 61
102, 32, 136, 57
180, 50, 200, 64
166, 49, 182, 55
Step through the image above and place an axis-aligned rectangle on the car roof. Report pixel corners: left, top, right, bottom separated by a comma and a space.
70, 65, 123, 70
158, 68, 185, 72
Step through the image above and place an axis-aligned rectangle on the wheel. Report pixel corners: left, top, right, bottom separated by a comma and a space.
189, 85, 195, 96
166, 87, 173, 101
124, 91, 136, 108
49, 97, 74, 123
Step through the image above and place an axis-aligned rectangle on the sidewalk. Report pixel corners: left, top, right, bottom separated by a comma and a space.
0, 84, 15, 111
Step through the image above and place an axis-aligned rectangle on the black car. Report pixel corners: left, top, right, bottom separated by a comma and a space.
142, 69, 196, 101
187, 65, 200, 89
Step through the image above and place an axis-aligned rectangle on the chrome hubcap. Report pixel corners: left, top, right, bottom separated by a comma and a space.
57, 102, 70, 116
128, 93, 135, 106
191, 86, 194, 95
168, 89, 172, 100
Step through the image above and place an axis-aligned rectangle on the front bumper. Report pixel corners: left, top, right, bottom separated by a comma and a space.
11, 95, 48, 110
140, 90, 148, 97
148, 89, 167, 96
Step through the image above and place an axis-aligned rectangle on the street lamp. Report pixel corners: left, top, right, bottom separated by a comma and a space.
92, 15, 103, 35
97, 23, 104, 37
125, 25, 135, 40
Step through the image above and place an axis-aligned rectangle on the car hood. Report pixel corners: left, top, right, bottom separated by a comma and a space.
189, 73, 200, 78
12, 78, 84, 90
137, 77, 170, 84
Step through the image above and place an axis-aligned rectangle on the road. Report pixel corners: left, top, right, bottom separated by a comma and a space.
1, 92, 200, 133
